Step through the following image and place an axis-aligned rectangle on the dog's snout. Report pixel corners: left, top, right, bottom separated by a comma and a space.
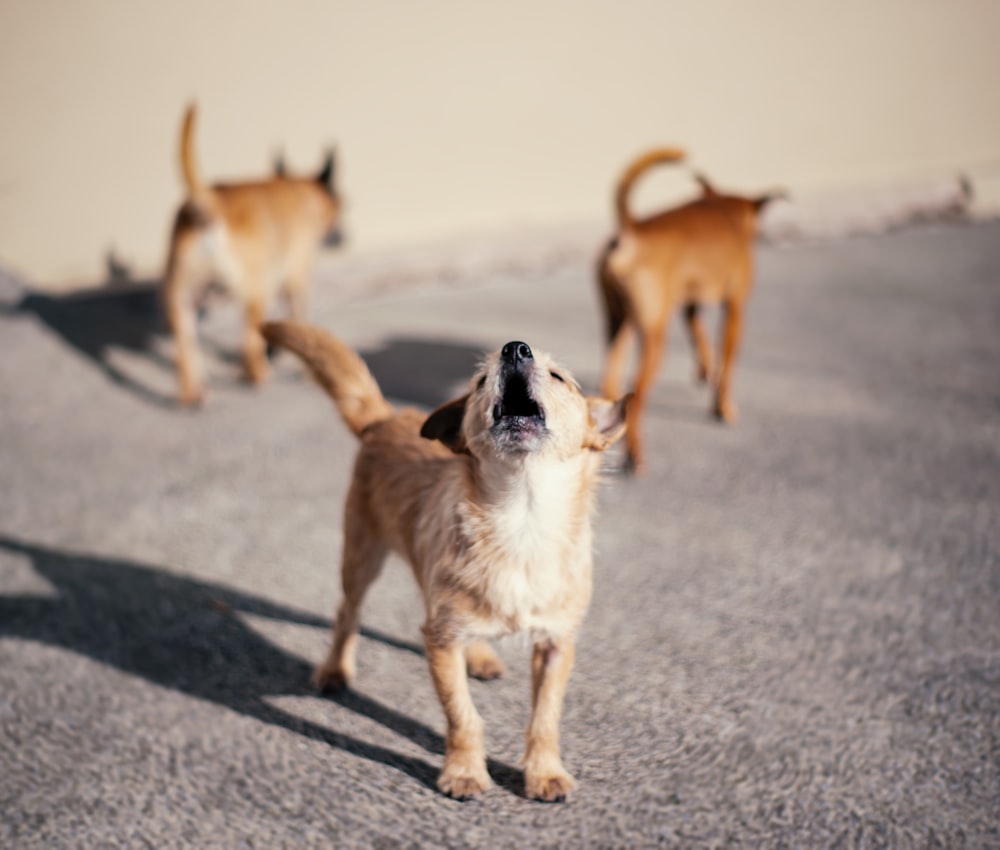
501, 341, 533, 366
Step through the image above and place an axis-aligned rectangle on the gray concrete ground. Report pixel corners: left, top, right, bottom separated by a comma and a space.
1, 222, 998, 848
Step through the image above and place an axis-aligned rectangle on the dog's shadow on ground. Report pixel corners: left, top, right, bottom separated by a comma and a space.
357, 337, 486, 409
0, 535, 523, 797
6, 278, 182, 409
6, 278, 257, 410
3, 263, 488, 413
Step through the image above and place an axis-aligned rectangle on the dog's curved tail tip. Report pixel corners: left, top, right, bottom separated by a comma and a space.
261, 320, 393, 436
614, 146, 686, 229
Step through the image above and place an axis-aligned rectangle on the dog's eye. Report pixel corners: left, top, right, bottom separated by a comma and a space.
549, 371, 565, 383
476, 375, 487, 390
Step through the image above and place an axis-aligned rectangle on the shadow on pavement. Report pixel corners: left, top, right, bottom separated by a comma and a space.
0, 535, 523, 797
2, 272, 488, 415
5, 280, 181, 409
358, 337, 486, 409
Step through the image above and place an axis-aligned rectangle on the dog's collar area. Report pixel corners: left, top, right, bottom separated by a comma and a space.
493, 372, 543, 423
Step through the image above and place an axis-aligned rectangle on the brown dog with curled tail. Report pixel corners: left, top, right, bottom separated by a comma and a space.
598, 147, 783, 473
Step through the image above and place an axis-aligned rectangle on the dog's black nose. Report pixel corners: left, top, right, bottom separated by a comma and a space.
501, 341, 533, 365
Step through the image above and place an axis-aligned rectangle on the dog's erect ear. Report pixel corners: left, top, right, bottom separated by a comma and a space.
273, 149, 287, 177
694, 172, 720, 197
753, 190, 787, 212
584, 393, 631, 451
420, 394, 470, 454
317, 148, 336, 192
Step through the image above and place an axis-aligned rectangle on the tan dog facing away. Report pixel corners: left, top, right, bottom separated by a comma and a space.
261, 320, 630, 801
598, 147, 782, 473
162, 104, 342, 406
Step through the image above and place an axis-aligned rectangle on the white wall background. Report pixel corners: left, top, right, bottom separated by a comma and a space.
2, 0, 999, 286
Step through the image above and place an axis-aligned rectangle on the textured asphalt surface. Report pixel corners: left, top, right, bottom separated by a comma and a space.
1, 222, 998, 848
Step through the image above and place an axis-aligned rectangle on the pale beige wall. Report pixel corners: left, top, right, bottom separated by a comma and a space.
2, 0, 999, 286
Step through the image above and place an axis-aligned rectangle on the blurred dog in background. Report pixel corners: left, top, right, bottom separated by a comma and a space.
162, 104, 342, 406
598, 147, 782, 473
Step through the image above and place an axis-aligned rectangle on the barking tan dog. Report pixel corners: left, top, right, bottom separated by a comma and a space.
599, 147, 782, 473
261, 320, 629, 801
162, 104, 342, 406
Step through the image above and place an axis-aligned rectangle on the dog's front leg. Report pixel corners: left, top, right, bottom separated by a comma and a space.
424, 639, 491, 799
524, 637, 576, 802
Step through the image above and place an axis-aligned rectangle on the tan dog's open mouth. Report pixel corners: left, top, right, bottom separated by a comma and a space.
490, 341, 547, 450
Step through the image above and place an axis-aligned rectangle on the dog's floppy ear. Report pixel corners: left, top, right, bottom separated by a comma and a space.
584, 393, 631, 451
420, 394, 470, 454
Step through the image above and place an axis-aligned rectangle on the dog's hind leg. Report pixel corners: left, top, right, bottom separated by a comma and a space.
683, 302, 712, 384
598, 250, 634, 400
268, 277, 309, 362
163, 237, 205, 406
313, 511, 387, 692
465, 641, 506, 680
282, 274, 310, 323
425, 639, 492, 799
601, 319, 635, 401
524, 637, 576, 802
623, 321, 667, 474
242, 296, 270, 385
713, 297, 745, 424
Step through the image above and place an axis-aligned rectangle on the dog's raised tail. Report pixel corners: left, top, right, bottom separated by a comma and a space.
261, 321, 394, 437
179, 103, 210, 202
614, 146, 687, 229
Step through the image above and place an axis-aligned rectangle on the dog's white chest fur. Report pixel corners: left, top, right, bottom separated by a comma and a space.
459, 459, 591, 639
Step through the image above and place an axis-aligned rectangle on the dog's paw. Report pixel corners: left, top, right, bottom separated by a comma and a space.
622, 452, 644, 477
525, 769, 575, 803
468, 656, 506, 680
243, 364, 269, 386
465, 643, 506, 681
313, 666, 351, 694
713, 399, 739, 424
437, 761, 492, 800
178, 386, 204, 408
